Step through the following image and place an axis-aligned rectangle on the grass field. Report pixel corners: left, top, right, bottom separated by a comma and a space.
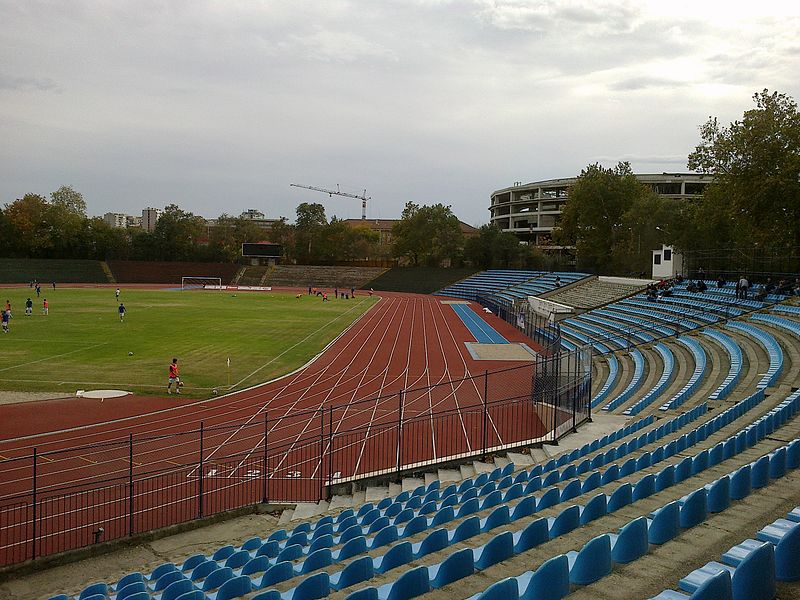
0, 287, 378, 397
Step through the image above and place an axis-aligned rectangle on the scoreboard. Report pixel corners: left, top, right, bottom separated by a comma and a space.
241, 242, 282, 257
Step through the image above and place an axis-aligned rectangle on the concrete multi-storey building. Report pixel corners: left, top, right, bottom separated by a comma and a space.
489, 173, 712, 247
142, 207, 161, 233
103, 212, 128, 228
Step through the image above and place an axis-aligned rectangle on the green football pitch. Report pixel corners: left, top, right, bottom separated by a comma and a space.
0, 287, 378, 397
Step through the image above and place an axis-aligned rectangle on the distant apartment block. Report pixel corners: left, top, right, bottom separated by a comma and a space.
103, 212, 128, 228
142, 207, 162, 232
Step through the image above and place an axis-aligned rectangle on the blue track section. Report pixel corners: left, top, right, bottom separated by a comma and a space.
451, 304, 508, 344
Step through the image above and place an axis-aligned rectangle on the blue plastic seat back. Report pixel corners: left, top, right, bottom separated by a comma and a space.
431, 548, 474, 588
705, 477, 731, 513
213, 545, 236, 561
568, 534, 612, 585
457, 497, 480, 518
368, 516, 390, 534
481, 490, 504, 510
503, 483, 524, 503
415, 528, 448, 558
549, 505, 580, 539
370, 525, 399, 550
537, 487, 560, 511
256, 561, 293, 588
255, 540, 279, 558
78, 582, 108, 600
277, 543, 303, 563
601, 465, 619, 485
309, 533, 334, 553
679, 489, 707, 529
430, 505, 455, 527
511, 495, 537, 521
475, 577, 520, 600
117, 582, 148, 600
190, 560, 218, 581
560, 479, 581, 502
766, 521, 800, 581
543, 470, 560, 487
268, 528, 288, 542
333, 556, 375, 591
384, 566, 430, 600
524, 477, 542, 495
519, 554, 570, 600
152, 571, 183, 593
174, 591, 206, 600
181, 554, 206, 572
384, 503, 402, 518
241, 555, 270, 576
120, 593, 149, 600
241, 536, 262, 552
375, 541, 413, 574
312, 524, 334, 540
292, 522, 312, 534
451, 516, 481, 544
114, 573, 144, 591
224, 549, 250, 569
202, 567, 234, 592
581, 472, 601, 494
337, 516, 358, 532
302, 548, 333, 574
655, 466, 675, 492
291, 571, 330, 600
474, 531, 513, 570
161, 579, 194, 600
610, 517, 648, 564
648, 501, 680, 545
215, 575, 252, 600
482, 505, 510, 532
341, 588, 378, 600
633, 474, 655, 501
338, 524, 364, 545
770, 447, 787, 479
579, 493, 607, 525
336, 535, 368, 562
730, 465, 752, 500
730, 542, 775, 600
513, 518, 548, 553
401, 515, 428, 538
607, 483, 632, 512
751, 456, 770, 489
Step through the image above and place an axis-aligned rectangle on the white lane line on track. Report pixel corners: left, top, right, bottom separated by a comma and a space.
0, 300, 373, 447
212, 296, 403, 475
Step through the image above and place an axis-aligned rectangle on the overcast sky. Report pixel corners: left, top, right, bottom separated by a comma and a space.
2, 1, 799, 226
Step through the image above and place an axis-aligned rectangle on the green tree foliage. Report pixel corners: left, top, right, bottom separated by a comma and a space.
554, 162, 663, 274
392, 202, 464, 266
687, 89, 800, 249
464, 224, 524, 269
294, 202, 328, 263
50, 185, 87, 216
149, 204, 206, 261
208, 214, 265, 262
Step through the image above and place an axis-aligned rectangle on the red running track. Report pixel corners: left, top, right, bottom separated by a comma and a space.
0, 292, 546, 563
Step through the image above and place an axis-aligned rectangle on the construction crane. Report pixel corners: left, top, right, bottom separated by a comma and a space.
290, 183, 370, 220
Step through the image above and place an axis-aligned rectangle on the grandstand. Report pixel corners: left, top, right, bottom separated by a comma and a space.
0, 258, 109, 284
2, 269, 800, 600
107, 260, 240, 284
235, 265, 387, 290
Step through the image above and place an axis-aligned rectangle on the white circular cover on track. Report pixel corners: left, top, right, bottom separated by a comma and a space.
76, 390, 131, 399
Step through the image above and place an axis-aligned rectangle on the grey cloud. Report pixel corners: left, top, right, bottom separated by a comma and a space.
0, 73, 59, 92
609, 76, 688, 91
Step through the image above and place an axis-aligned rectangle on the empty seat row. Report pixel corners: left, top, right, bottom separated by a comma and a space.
466, 433, 800, 600
659, 336, 707, 411
700, 329, 742, 401
623, 343, 675, 416
601, 349, 645, 411
591, 354, 618, 408
725, 321, 783, 389
649, 504, 800, 599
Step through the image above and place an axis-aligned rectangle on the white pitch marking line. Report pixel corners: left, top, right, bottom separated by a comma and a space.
0, 343, 110, 373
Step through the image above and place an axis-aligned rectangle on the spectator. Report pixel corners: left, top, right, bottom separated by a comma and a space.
716, 275, 726, 288
554, 276, 562, 288
754, 285, 768, 301
777, 279, 793, 295
686, 280, 698, 293
697, 266, 705, 280
697, 280, 707, 293
765, 277, 775, 294
738, 275, 749, 300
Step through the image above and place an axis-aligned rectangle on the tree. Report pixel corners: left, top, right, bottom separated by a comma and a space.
50, 185, 87, 216
464, 224, 524, 269
392, 202, 464, 266
149, 204, 205, 261
208, 214, 265, 262
294, 203, 327, 263
553, 162, 658, 274
3, 194, 53, 257
687, 89, 800, 249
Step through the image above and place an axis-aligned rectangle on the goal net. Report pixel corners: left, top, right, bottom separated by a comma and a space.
181, 276, 224, 290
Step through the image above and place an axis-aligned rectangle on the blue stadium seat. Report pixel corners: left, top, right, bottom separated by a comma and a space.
516, 554, 570, 600
648, 501, 680, 545
609, 516, 649, 564
679, 540, 775, 600
567, 534, 612, 585
474, 532, 514, 570
330, 556, 375, 591
512, 518, 548, 553
429, 548, 474, 588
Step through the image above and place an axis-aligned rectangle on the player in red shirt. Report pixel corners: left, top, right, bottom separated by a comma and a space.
167, 358, 181, 395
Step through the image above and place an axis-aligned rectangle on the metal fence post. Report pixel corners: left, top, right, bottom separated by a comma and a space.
262, 413, 268, 504
31, 447, 37, 560
319, 409, 324, 500
198, 422, 204, 519
396, 390, 404, 477
129, 433, 134, 536
482, 371, 489, 460
327, 407, 333, 486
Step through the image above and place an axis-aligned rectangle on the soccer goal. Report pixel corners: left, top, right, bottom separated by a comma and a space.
181, 276, 224, 290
